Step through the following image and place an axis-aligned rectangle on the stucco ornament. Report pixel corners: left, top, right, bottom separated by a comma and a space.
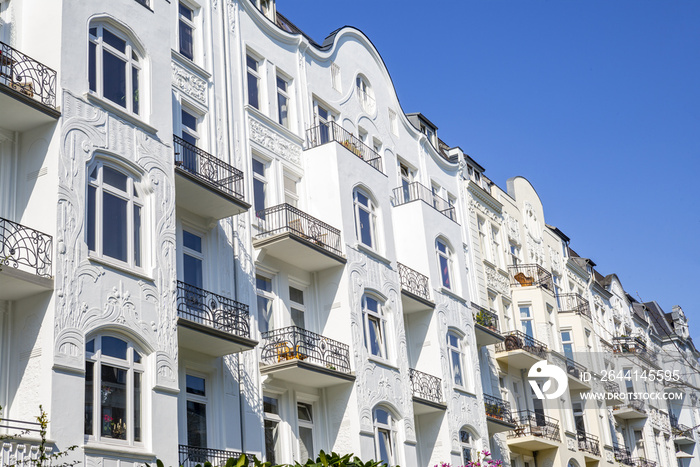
523, 202, 542, 243
503, 212, 521, 243
249, 118, 302, 165
469, 198, 501, 223
171, 61, 207, 105
486, 267, 509, 295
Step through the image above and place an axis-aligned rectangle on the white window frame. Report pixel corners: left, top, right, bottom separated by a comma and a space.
252, 156, 268, 218
256, 272, 275, 334
178, 2, 196, 62
363, 294, 387, 360
356, 74, 375, 114
447, 331, 464, 388
373, 407, 397, 466
246, 52, 262, 110
263, 394, 282, 464
436, 238, 454, 290
478, 216, 490, 263
276, 70, 291, 129
180, 105, 201, 146
490, 224, 502, 268
388, 109, 398, 136
519, 305, 534, 338
296, 401, 314, 463
87, 161, 144, 270
181, 228, 204, 287
184, 373, 209, 448
288, 283, 306, 329
353, 188, 378, 249
283, 171, 300, 207
88, 23, 143, 116
330, 62, 341, 92
460, 428, 476, 464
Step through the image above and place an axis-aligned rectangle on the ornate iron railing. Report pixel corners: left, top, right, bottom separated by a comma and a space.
614, 446, 634, 466
565, 357, 587, 381
670, 415, 694, 439
255, 203, 342, 257
179, 445, 247, 467
0, 216, 52, 277
556, 293, 591, 319
496, 330, 548, 359
392, 181, 457, 221
508, 263, 553, 291
509, 410, 560, 442
614, 399, 646, 414
612, 335, 647, 354
176, 281, 250, 338
577, 431, 600, 456
0, 41, 57, 110
398, 263, 431, 302
484, 394, 514, 424
306, 121, 383, 173
409, 368, 443, 404
173, 135, 246, 202
260, 326, 351, 373
631, 458, 656, 467
604, 380, 620, 395
472, 303, 500, 333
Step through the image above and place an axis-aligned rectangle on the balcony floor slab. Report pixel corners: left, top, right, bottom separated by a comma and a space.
177, 318, 257, 357
259, 359, 355, 388
0, 267, 53, 300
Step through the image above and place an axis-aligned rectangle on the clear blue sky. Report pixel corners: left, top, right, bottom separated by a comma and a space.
276, 0, 700, 344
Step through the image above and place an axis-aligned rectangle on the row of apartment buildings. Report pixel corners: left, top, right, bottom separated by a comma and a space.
0, 0, 698, 466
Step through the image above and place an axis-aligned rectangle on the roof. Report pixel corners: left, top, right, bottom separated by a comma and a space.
545, 224, 570, 243
405, 112, 439, 130
631, 302, 649, 325
275, 12, 322, 48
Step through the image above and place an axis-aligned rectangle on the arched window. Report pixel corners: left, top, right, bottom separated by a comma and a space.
363, 294, 386, 359
447, 331, 464, 387
89, 23, 143, 115
353, 188, 377, 249
373, 407, 397, 466
459, 427, 476, 464
436, 238, 453, 290
87, 162, 144, 268
85, 335, 144, 444
356, 74, 375, 114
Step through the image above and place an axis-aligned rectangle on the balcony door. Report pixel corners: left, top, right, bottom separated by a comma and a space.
185, 375, 208, 450
183, 230, 204, 320
313, 102, 333, 144
633, 430, 646, 459
519, 306, 534, 339
180, 109, 200, 173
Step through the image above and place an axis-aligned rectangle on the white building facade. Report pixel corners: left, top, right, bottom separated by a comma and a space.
0, 1, 698, 467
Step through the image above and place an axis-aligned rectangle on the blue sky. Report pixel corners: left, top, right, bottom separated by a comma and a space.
276, 0, 700, 343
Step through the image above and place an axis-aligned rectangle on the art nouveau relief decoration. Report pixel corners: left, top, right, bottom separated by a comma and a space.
503, 212, 521, 243
485, 267, 509, 296
249, 118, 302, 166
171, 60, 207, 105
54, 92, 176, 390
468, 198, 501, 224
548, 245, 563, 274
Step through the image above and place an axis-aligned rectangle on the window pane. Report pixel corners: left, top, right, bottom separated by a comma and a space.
183, 254, 203, 289
377, 428, 392, 465
186, 375, 206, 396
102, 191, 128, 262
186, 400, 207, 447
256, 275, 272, 292
133, 205, 141, 267
253, 178, 266, 214
448, 333, 459, 348
368, 315, 383, 357
289, 287, 304, 304
299, 426, 313, 463
179, 21, 194, 60
258, 296, 272, 333
89, 42, 97, 92
297, 403, 312, 422
86, 339, 95, 353
437, 240, 447, 253
85, 361, 94, 435
87, 185, 96, 251
246, 55, 258, 71
101, 364, 128, 440
291, 307, 305, 329
264, 420, 279, 464
134, 372, 142, 442
358, 207, 373, 247
182, 110, 197, 132
103, 50, 127, 108
522, 320, 534, 338
103, 29, 126, 53
365, 296, 378, 313
247, 72, 259, 109
133, 350, 141, 363
277, 92, 288, 127
179, 3, 193, 20
103, 166, 128, 191
451, 349, 463, 386
519, 306, 531, 318
132, 66, 139, 115
263, 396, 279, 415
439, 254, 450, 288
375, 409, 389, 425
183, 231, 202, 252
102, 336, 128, 360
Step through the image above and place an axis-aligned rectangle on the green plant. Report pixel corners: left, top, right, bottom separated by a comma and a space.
147, 450, 391, 467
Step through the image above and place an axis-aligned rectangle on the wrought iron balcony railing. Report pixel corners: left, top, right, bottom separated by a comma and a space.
306, 121, 383, 173
604, 380, 620, 394
0, 41, 57, 110
508, 263, 554, 291
614, 446, 634, 466
173, 135, 245, 202
509, 410, 560, 442
566, 357, 587, 381
391, 181, 457, 222
260, 326, 351, 373
612, 335, 647, 354
179, 445, 247, 467
670, 416, 694, 439
577, 431, 600, 456
472, 303, 500, 333
556, 293, 591, 319
484, 394, 514, 424
409, 368, 443, 404
398, 263, 431, 303
496, 330, 548, 359
176, 281, 250, 338
0, 216, 52, 277
631, 458, 656, 467
255, 203, 342, 257
614, 399, 646, 414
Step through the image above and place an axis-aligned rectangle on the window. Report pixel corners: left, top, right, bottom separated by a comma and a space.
478, 217, 489, 262
624, 367, 634, 394
186, 375, 207, 448
553, 275, 562, 308
330, 62, 341, 92
89, 24, 142, 115
297, 402, 314, 462
490, 225, 501, 267
363, 295, 386, 359
561, 330, 574, 361
247, 54, 260, 110
313, 101, 334, 144
276, 73, 290, 128
85, 336, 143, 444
283, 173, 299, 207
252, 157, 267, 218
437, 239, 453, 289
356, 75, 375, 113
353, 188, 377, 249
373, 138, 382, 155
181, 108, 199, 146
519, 306, 533, 338
373, 407, 397, 466
179, 3, 195, 61
87, 163, 143, 268
398, 161, 413, 203
573, 402, 585, 434
289, 285, 305, 329
389, 109, 398, 136
460, 429, 475, 464
257, 274, 274, 333
263, 396, 282, 464
182, 230, 203, 288
447, 332, 464, 387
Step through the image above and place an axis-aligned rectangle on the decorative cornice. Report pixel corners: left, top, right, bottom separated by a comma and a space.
248, 116, 302, 166
171, 60, 207, 106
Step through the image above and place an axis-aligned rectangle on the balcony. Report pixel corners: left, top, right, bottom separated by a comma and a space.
556, 293, 591, 320
398, 263, 434, 313
306, 121, 383, 173
173, 135, 250, 220
614, 446, 634, 466
0, 416, 52, 467
0, 217, 53, 300
409, 368, 446, 414
604, 380, 624, 405
555, 355, 590, 391
176, 281, 256, 356
631, 458, 656, 467
260, 326, 354, 388
507, 410, 561, 451
472, 303, 504, 346
671, 415, 696, 445
392, 182, 457, 222
496, 331, 548, 369
577, 431, 600, 458
484, 394, 516, 434
508, 263, 554, 292
612, 335, 647, 354
0, 41, 60, 131
613, 399, 647, 420
253, 204, 345, 271
179, 445, 248, 467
